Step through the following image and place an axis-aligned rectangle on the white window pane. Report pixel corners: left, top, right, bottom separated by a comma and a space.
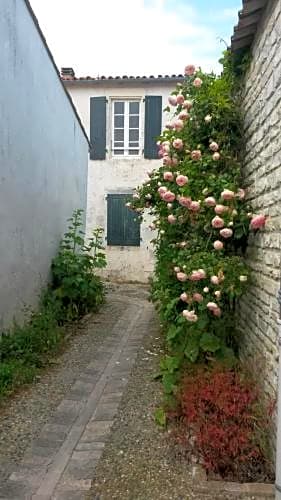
129, 116, 139, 128
129, 129, 139, 142
114, 129, 124, 141
114, 102, 124, 114
114, 115, 124, 127
129, 102, 139, 114
129, 149, 139, 155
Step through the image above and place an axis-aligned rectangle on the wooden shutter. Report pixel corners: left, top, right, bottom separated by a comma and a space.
144, 96, 162, 159
107, 194, 140, 246
90, 97, 106, 160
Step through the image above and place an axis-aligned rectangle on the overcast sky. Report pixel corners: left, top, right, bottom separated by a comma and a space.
29, 0, 241, 77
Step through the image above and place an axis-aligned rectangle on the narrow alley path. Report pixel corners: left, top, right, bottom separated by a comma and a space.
0, 285, 153, 500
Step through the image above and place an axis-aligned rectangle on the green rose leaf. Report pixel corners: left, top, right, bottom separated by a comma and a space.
200, 332, 221, 353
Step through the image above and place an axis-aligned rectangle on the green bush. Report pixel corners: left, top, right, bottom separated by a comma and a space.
0, 209, 107, 398
51, 209, 106, 321
131, 53, 267, 388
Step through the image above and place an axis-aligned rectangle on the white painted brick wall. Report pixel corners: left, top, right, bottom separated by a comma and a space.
238, 0, 281, 398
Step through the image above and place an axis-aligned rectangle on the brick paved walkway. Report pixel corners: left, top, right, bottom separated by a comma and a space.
0, 286, 153, 500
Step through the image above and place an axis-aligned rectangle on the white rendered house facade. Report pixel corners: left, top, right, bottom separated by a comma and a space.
63, 71, 184, 283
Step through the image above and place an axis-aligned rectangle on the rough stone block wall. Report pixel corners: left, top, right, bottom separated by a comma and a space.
238, 0, 281, 398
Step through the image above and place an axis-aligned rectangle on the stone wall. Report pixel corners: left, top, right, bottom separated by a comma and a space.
238, 0, 281, 398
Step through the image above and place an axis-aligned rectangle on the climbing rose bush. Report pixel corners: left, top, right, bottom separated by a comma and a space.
130, 53, 267, 388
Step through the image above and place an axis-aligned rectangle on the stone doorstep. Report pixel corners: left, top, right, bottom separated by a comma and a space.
192, 465, 275, 498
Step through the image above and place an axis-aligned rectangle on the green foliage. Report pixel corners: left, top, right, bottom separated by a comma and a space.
51, 210, 106, 321
130, 52, 263, 386
154, 407, 167, 427
0, 209, 107, 399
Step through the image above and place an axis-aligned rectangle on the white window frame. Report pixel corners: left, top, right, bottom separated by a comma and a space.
111, 98, 142, 158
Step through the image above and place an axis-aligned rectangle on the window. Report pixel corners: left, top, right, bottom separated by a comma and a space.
112, 100, 141, 156
107, 194, 140, 246
90, 95, 162, 160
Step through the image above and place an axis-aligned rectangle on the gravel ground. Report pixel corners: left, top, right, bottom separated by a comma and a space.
0, 286, 128, 483
86, 309, 274, 500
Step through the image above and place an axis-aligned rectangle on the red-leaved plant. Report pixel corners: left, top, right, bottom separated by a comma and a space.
174, 366, 273, 479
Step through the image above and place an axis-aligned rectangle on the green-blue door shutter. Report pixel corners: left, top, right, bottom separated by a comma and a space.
90, 97, 106, 160
107, 194, 140, 246
144, 96, 162, 159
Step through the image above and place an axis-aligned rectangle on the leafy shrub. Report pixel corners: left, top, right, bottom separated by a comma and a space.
51, 209, 106, 321
0, 209, 106, 398
174, 366, 273, 478
130, 52, 267, 379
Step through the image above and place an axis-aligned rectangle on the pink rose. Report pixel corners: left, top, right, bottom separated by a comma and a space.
189, 201, 200, 212
221, 189, 235, 200
236, 188, 246, 200
176, 94, 185, 105
211, 276, 219, 285
191, 150, 202, 161
198, 269, 206, 278
176, 175, 188, 187
211, 216, 224, 228
149, 223, 156, 230
163, 171, 174, 181
183, 309, 198, 322
177, 272, 188, 282
190, 269, 206, 281
207, 302, 218, 311
193, 77, 202, 87
158, 186, 167, 196
193, 293, 203, 303
165, 122, 173, 130
209, 141, 219, 152
212, 152, 220, 161
174, 119, 184, 131
178, 196, 191, 207
220, 228, 233, 239
168, 95, 177, 106
183, 100, 193, 110
133, 193, 140, 199
214, 290, 221, 299
250, 214, 267, 229
174, 266, 181, 273
213, 307, 222, 317
167, 203, 173, 209
180, 292, 188, 302
167, 214, 177, 224
184, 64, 196, 76
214, 204, 228, 215
163, 156, 172, 166
163, 191, 176, 202
205, 196, 216, 207
178, 110, 189, 121
213, 240, 224, 250
173, 138, 184, 150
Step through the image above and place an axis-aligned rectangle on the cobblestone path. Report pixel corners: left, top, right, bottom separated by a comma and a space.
0, 285, 152, 500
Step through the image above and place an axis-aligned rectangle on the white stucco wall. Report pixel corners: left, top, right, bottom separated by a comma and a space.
0, 0, 89, 328
66, 81, 178, 283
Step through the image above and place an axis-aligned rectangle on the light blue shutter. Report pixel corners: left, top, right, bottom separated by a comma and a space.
90, 97, 106, 160
144, 96, 162, 159
107, 195, 140, 246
